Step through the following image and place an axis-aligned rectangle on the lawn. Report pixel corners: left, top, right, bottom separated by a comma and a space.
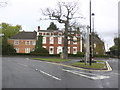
96, 60, 105, 62
70, 62, 105, 69
32, 58, 70, 62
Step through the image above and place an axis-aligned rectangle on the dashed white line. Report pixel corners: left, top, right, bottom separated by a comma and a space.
17, 63, 28, 67
17, 62, 61, 81
39, 70, 61, 81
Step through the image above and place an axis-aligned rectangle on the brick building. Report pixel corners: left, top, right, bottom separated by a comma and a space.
37, 26, 83, 54
8, 31, 37, 53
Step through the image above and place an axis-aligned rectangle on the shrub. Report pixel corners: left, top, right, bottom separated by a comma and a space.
94, 54, 110, 58
30, 47, 49, 56
2, 38, 16, 55
68, 52, 84, 57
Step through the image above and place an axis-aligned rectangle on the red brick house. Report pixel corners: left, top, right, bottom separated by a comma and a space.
37, 26, 83, 54
8, 31, 37, 53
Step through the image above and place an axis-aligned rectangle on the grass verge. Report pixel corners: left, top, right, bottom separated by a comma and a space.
32, 58, 70, 62
70, 62, 105, 70
96, 60, 105, 62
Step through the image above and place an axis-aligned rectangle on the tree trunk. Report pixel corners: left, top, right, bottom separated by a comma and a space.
62, 22, 69, 59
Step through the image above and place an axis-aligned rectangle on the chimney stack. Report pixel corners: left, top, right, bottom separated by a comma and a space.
38, 26, 40, 31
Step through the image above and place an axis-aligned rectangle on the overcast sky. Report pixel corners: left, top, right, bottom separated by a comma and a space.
0, 0, 119, 51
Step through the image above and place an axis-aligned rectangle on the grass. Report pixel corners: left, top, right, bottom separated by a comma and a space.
32, 58, 70, 62
96, 60, 105, 62
70, 62, 105, 69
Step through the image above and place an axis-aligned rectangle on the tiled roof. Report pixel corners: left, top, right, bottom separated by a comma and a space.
9, 31, 37, 39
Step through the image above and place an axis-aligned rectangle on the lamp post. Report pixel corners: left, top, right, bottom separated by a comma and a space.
89, 0, 92, 66
92, 13, 95, 61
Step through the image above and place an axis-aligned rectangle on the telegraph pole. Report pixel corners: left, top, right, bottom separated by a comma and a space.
89, 0, 92, 65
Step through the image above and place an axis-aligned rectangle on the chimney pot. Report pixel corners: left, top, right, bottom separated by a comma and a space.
38, 26, 40, 31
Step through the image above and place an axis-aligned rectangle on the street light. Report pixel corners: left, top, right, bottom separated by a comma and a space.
89, 0, 92, 66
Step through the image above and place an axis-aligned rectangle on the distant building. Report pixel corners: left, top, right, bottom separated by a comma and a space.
8, 31, 37, 53
91, 33, 105, 55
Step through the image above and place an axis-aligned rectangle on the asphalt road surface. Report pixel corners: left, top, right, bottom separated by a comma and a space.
2, 56, 119, 88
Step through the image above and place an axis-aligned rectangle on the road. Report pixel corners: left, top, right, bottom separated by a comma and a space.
2, 56, 119, 88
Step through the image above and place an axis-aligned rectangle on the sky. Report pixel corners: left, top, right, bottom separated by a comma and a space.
0, 0, 119, 51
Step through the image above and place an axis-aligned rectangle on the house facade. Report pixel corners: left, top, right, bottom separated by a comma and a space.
8, 31, 37, 53
37, 28, 82, 54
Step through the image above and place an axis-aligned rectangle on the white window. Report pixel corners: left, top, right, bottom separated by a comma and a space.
14, 41, 19, 45
73, 37, 77, 44
50, 37, 54, 44
25, 48, 30, 53
15, 48, 19, 53
32, 41, 36, 45
42, 37, 46, 44
25, 41, 30, 45
49, 46, 54, 54
68, 37, 70, 44
73, 47, 77, 54
58, 37, 62, 44
42, 46, 46, 48
68, 47, 70, 54
57, 46, 62, 54
94, 43, 96, 48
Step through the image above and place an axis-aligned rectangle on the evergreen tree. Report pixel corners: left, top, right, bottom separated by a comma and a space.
110, 37, 120, 57
32, 35, 48, 54
47, 22, 59, 30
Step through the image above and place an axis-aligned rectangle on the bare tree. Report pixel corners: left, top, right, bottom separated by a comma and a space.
0, 1, 7, 7
42, 1, 82, 59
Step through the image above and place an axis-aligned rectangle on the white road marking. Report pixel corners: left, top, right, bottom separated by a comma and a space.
26, 58, 29, 60
17, 62, 61, 80
33, 60, 42, 62
17, 63, 28, 67
39, 70, 61, 81
62, 69, 110, 80
106, 61, 112, 71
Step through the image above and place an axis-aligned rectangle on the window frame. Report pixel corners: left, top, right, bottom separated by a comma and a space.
42, 37, 46, 44
73, 47, 77, 54
25, 48, 30, 53
32, 41, 36, 45
49, 46, 54, 54
58, 37, 62, 44
15, 48, 19, 53
25, 41, 30, 45
50, 37, 54, 44
14, 40, 19, 45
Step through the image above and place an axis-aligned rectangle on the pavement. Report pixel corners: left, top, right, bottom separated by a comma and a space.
2, 56, 119, 88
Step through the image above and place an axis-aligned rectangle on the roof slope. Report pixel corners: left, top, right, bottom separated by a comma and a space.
9, 31, 37, 39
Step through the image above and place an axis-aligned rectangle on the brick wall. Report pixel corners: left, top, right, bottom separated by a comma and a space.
8, 39, 36, 53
